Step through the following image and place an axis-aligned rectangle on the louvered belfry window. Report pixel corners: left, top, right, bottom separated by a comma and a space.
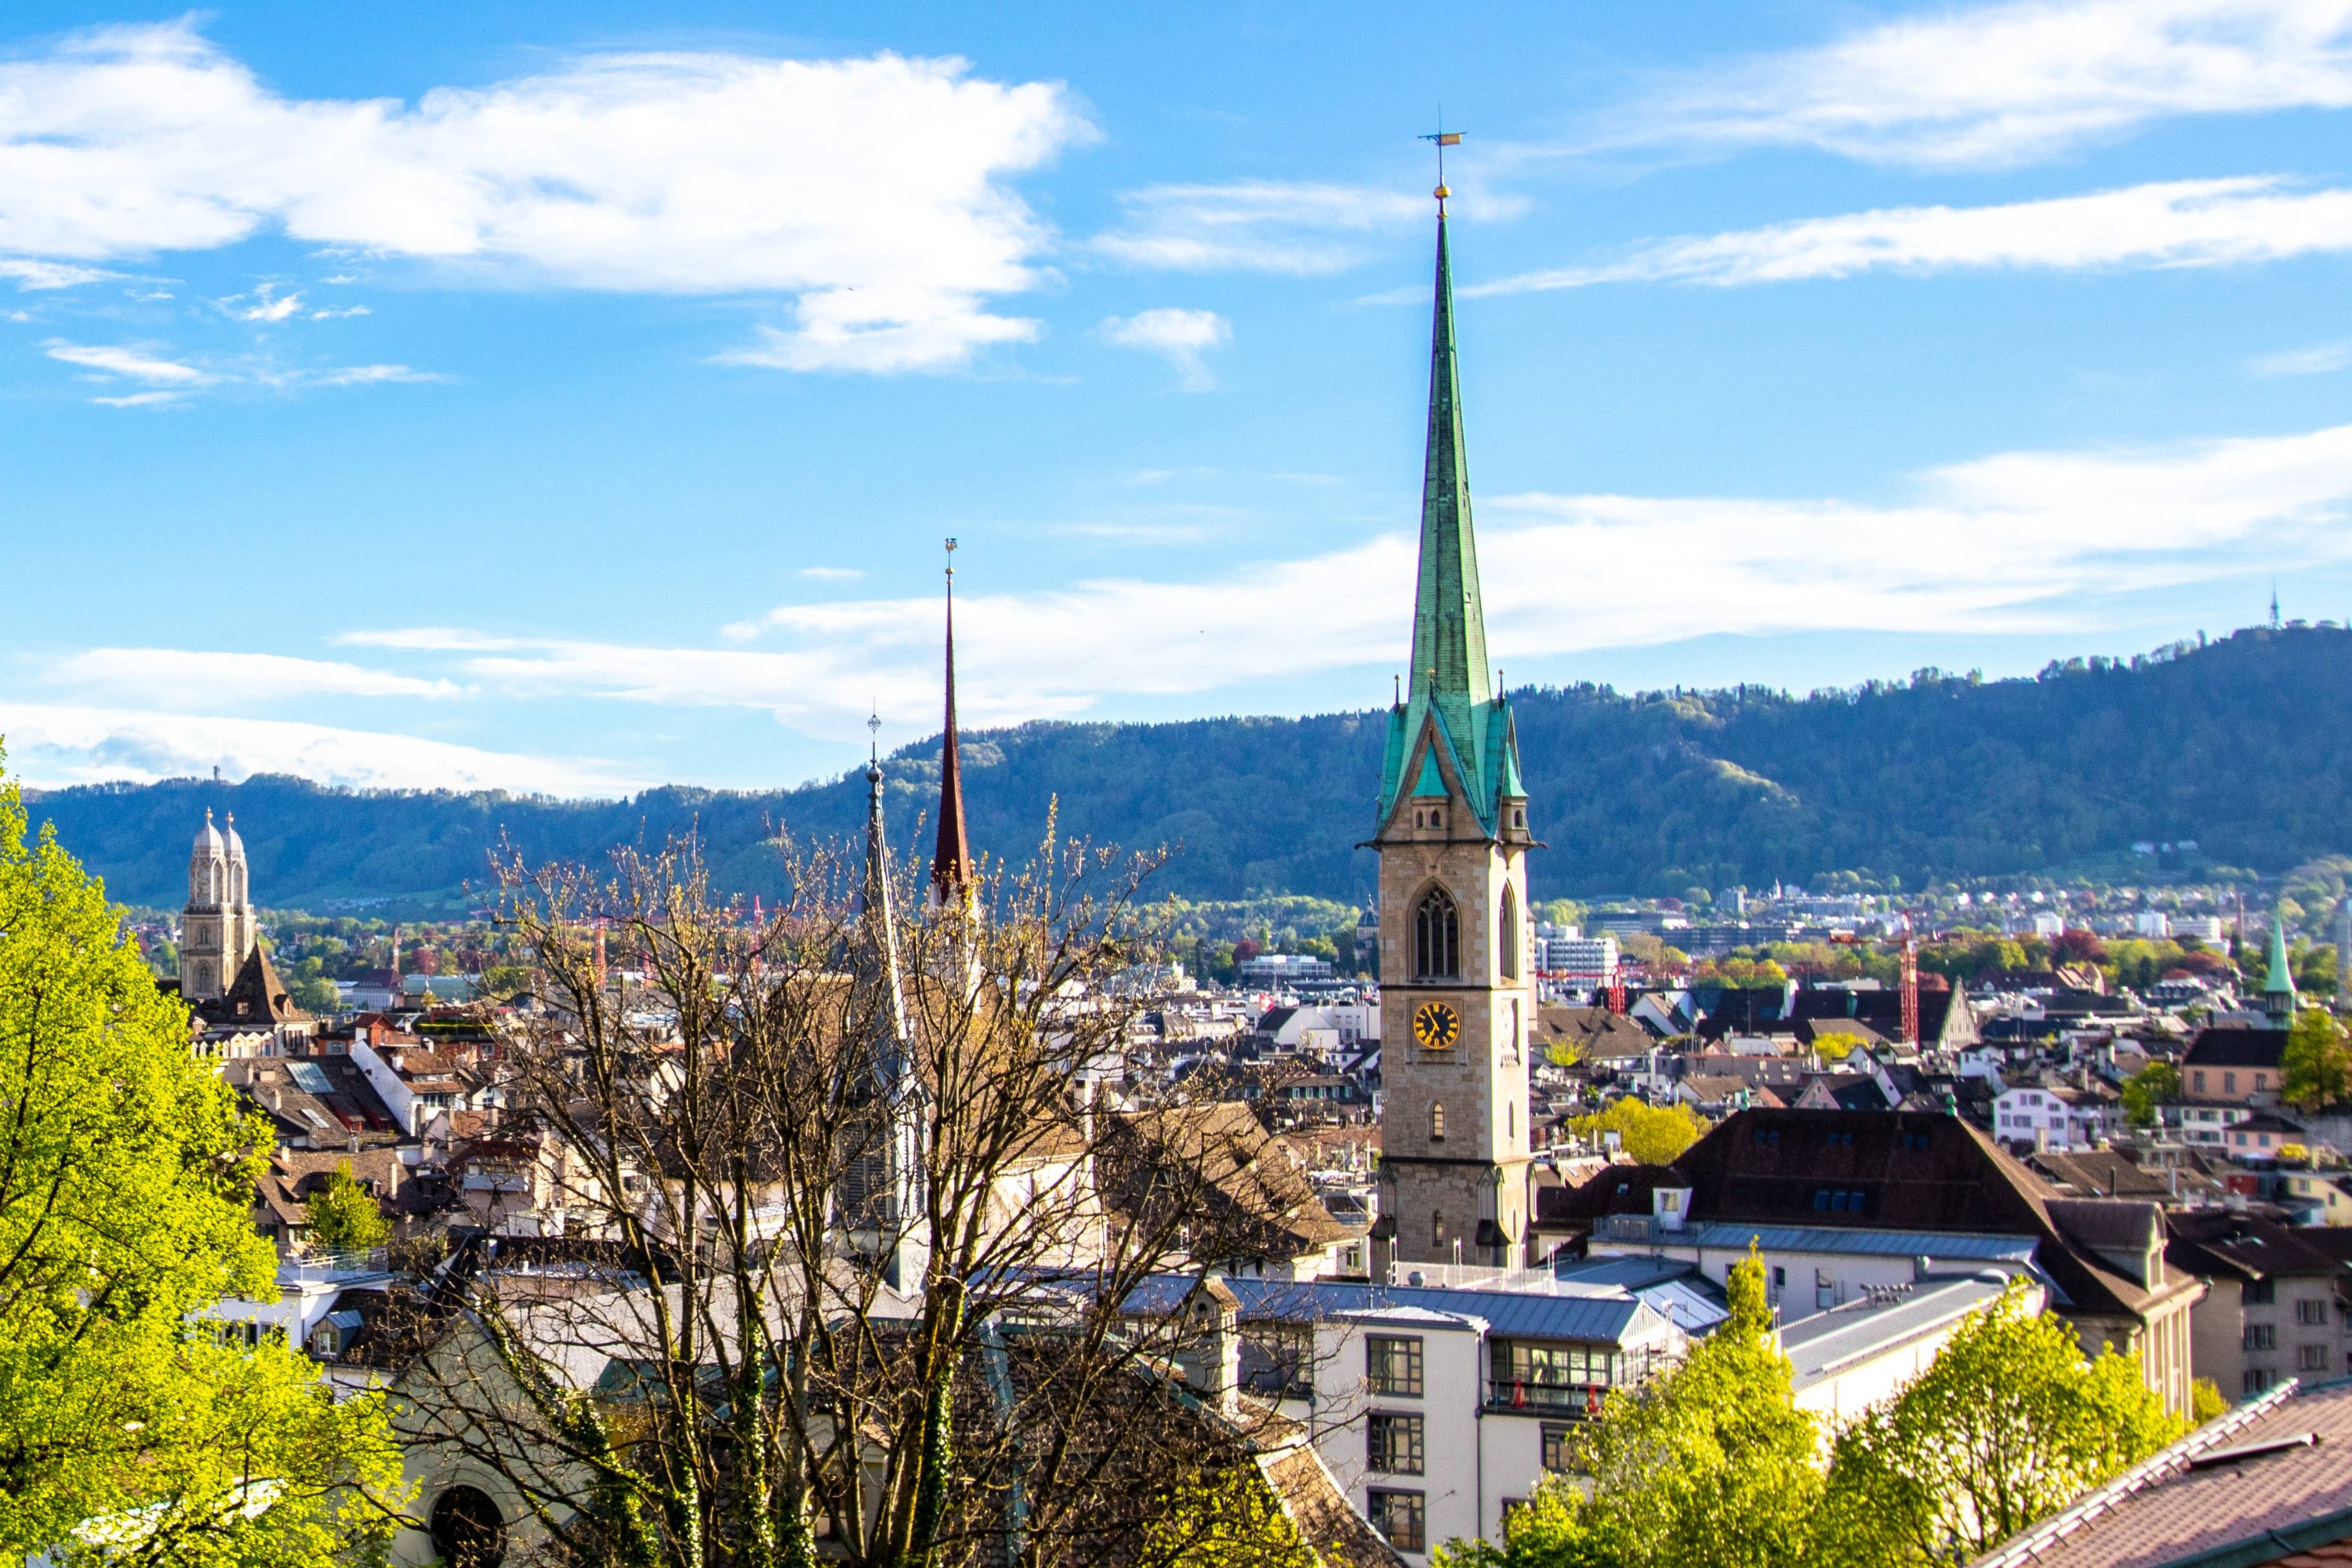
1415, 888, 1460, 978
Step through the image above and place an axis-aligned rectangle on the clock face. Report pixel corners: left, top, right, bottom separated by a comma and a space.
1412, 1000, 1461, 1050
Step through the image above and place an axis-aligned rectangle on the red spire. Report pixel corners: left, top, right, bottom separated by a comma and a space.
931, 543, 974, 905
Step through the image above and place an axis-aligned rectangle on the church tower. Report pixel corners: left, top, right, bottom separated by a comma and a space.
181, 809, 256, 1001
1373, 194, 1536, 1271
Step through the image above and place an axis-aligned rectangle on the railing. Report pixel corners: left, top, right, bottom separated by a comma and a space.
1487, 1378, 1610, 1417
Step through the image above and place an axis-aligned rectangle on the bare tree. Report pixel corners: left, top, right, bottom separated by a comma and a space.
393, 806, 1329, 1568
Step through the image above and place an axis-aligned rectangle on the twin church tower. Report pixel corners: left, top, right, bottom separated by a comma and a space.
1371, 196, 1537, 1271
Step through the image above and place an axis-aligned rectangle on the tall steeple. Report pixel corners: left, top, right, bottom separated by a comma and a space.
1377, 200, 1523, 833
2263, 912, 2297, 1021
857, 715, 926, 1292
862, 717, 911, 1055
931, 540, 975, 909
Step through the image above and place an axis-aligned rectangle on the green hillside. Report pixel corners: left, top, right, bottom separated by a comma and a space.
24, 622, 2350, 909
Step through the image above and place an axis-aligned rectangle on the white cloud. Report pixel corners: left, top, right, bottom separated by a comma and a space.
49, 648, 465, 706
231, 284, 302, 321
2251, 339, 2352, 376
1093, 181, 1427, 273
798, 566, 864, 580
309, 304, 369, 319
0, 256, 114, 289
89, 390, 183, 408
298, 364, 438, 386
1101, 307, 1229, 390
1472, 176, 2352, 293
1620, 0, 2352, 168
337, 627, 525, 652
0, 701, 634, 794
0, 20, 1088, 372
44, 339, 208, 383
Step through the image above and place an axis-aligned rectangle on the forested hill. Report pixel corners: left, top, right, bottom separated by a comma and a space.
25, 623, 2352, 910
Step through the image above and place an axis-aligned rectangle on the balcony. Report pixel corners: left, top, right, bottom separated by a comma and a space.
1487, 1378, 1610, 1417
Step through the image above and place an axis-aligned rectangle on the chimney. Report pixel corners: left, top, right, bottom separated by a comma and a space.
1178, 1276, 1243, 1414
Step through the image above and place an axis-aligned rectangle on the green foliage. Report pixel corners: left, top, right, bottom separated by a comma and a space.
2121, 1062, 2182, 1127
29, 624, 2352, 903
2190, 1377, 2228, 1425
2283, 1007, 2352, 1113
1439, 1250, 1820, 1568
1568, 1100, 1709, 1165
1817, 1287, 2182, 1564
1137, 1461, 1319, 1568
0, 758, 405, 1562
303, 1163, 390, 1254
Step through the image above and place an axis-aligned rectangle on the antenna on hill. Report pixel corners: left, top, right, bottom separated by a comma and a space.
2271, 579, 2281, 630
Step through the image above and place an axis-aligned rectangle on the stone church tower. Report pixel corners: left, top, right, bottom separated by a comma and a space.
182, 809, 257, 1001
1372, 197, 1536, 1271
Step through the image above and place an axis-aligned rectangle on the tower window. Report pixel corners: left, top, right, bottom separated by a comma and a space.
1432, 1210, 1446, 1246
1414, 888, 1460, 979
1499, 887, 1520, 981
1431, 1102, 1446, 1141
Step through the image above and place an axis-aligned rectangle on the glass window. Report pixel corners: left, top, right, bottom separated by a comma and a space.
1369, 1413, 1425, 1475
1500, 887, 1520, 981
2302, 1344, 2332, 1370
1368, 1490, 1425, 1554
2247, 1279, 2276, 1305
1431, 1102, 1446, 1142
2298, 1300, 2329, 1326
1414, 889, 1460, 979
2244, 1323, 2276, 1351
1541, 1423, 1576, 1474
1369, 1334, 1424, 1398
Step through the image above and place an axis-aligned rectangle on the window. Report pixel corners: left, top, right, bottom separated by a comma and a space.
1368, 1490, 1425, 1554
1414, 888, 1460, 978
1541, 1423, 1576, 1474
2225, 1072, 2238, 1094
1772, 1266, 1787, 1290
1501, 1497, 1533, 1534
2193, 1070, 2207, 1092
2303, 1344, 2332, 1371
1368, 1413, 1425, 1475
2245, 1367, 2275, 1396
2245, 1323, 2277, 1352
1431, 1102, 1446, 1142
2298, 1300, 2329, 1326
1432, 1210, 1446, 1247
2246, 1279, 2276, 1305
1499, 887, 1520, 981
1368, 1335, 1424, 1397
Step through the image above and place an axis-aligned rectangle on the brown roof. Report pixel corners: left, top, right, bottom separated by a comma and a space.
1976, 1381, 2352, 1568
2166, 1213, 2352, 1285
198, 946, 310, 1029
1103, 1103, 1353, 1260
1537, 1006, 1655, 1060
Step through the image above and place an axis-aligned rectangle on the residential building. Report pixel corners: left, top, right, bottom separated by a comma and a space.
2165, 1213, 2350, 1395
1238, 953, 1338, 989
1993, 1083, 2114, 1151
1369, 202, 1537, 1272
1553, 1109, 2204, 1415
2182, 1022, 2288, 1105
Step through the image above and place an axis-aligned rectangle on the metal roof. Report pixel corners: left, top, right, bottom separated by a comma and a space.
1679, 1221, 2039, 1261
1120, 1274, 1664, 1345
1778, 1273, 2016, 1392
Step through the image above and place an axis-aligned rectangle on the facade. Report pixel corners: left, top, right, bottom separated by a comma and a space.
2183, 1023, 2288, 1105
1993, 1084, 2111, 1150
2165, 1213, 2350, 1396
1371, 196, 1537, 1272
181, 808, 258, 1001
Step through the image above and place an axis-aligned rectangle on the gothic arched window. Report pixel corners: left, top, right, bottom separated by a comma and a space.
1431, 1102, 1446, 1142
1414, 888, 1459, 979
1499, 886, 1520, 980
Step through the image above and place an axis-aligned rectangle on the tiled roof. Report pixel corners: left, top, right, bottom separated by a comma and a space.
2185, 1024, 2290, 1069
1973, 1380, 2352, 1568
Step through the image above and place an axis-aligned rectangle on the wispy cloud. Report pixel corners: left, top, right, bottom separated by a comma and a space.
1613, 0, 2352, 168
0, 257, 116, 289
309, 304, 369, 319
2251, 339, 2352, 376
44, 339, 208, 383
1101, 307, 1229, 389
229, 283, 302, 321
798, 566, 865, 581
412, 418, 2352, 739
0, 20, 1091, 373
89, 391, 185, 408
0, 701, 635, 794
1093, 181, 1425, 273
49, 648, 465, 706
1471, 176, 2352, 293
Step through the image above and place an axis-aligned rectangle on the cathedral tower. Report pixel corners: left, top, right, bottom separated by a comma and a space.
182, 809, 256, 1002
1373, 197, 1535, 1271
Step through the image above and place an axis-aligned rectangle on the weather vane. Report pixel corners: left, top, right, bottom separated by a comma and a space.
869, 708, 881, 764
1419, 115, 1463, 209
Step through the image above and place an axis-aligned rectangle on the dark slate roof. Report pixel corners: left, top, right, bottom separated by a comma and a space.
1537, 1006, 1655, 1059
198, 946, 310, 1029
2184, 1023, 2289, 1069
2165, 1212, 2352, 1284
1788, 986, 1971, 1043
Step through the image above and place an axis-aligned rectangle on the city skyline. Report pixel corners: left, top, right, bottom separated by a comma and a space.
3, 0, 2350, 797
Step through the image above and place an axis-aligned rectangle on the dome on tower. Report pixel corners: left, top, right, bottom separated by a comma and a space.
192, 810, 226, 856
222, 813, 246, 859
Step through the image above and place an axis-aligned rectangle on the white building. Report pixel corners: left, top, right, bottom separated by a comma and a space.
2033, 913, 2067, 938
1992, 1085, 2110, 1151
2135, 911, 2173, 938
1540, 935, 1621, 986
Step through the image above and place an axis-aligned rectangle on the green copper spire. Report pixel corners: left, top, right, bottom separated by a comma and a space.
2263, 912, 2297, 1018
1377, 209, 1522, 831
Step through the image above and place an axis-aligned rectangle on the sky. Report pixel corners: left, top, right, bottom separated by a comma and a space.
2, 0, 2350, 797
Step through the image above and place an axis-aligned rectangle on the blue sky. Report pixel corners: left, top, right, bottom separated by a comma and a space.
2, 0, 2350, 796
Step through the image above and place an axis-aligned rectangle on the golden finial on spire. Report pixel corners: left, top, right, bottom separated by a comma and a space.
1420, 117, 1463, 212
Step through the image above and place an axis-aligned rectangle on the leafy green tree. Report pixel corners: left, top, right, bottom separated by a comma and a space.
1437, 1251, 1820, 1568
2120, 1062, 2182, 1127
1136, 1461, 1319, 1568
0, 759, 405, 1562
2282, 1007, 2352, 1113
1817, 1286, 2180, 1565
1569, 1099, 1708, 1165
303, 1163, 390, 1254
2190, 1377, 2228, 1425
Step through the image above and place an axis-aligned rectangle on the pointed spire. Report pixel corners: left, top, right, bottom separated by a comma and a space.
931, 541, 975, 907
2264, 912, 2297, 1018
862, 715, 911, 1056
1410, 211, 1493, 720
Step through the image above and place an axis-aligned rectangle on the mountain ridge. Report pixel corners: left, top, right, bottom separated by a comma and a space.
22, 623, 2350, 910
